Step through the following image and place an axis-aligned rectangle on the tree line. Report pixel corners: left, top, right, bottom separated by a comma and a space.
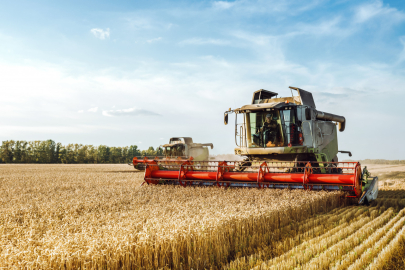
0, 140, 163, 164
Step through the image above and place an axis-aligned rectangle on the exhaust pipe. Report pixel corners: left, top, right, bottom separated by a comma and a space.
306, 109, 346, 131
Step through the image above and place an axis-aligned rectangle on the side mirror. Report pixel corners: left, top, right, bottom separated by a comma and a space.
305, 108, 312, 120
224, 113, 228, 125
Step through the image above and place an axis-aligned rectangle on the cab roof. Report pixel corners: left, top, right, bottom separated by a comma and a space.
234, 99, 298, 113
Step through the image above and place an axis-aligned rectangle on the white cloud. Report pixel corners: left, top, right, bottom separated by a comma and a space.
125, 18, 152, 29
232, 31, 279, 46
0, 63, 77, 106
78, 110, 84, 113
179, 38, 230, 46
90, 28, 110, 40
210, 0, 320, 15
292, 17, 353, 37
213, 1, 236, 10
354, 0, 405, 24
1, 35, 405, 158
399, 36, 405, 63
147, 37, 162, 43
102, 107, 160, 117
88, 107, 98, 112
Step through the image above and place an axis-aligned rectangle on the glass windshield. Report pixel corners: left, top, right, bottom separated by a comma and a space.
280, 109, 295, 146
165, 145, 185, 157
246, 108, 299, 148
248, 111, 282, 147
164, 147, 171, 156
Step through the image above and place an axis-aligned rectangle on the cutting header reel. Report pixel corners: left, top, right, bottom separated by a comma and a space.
143, 160, 377, 204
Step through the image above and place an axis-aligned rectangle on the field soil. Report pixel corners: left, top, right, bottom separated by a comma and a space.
364, 163, 405, 188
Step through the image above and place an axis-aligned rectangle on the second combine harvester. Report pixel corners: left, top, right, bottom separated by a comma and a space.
143, 87, 378, 204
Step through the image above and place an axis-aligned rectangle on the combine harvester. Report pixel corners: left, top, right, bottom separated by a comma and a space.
132, 137, 213, 170
142, 87, 378, 204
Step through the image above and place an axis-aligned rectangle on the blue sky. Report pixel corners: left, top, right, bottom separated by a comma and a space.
1, 0, 404, 159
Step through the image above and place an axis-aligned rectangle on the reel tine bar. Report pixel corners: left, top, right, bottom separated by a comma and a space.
143, 160, 362, 198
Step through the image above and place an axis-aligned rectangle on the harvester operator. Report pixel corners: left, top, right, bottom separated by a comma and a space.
260, 113, 279, 146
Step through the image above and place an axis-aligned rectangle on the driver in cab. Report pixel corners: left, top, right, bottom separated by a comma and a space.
260, 113, 279, 146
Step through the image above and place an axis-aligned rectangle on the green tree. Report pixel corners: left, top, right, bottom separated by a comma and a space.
97, 145, 110, 163
47, 140, 57, 163
122, 147, 129, 163
31, 141, 42, 163
128, 145, 140, 158
110, 147, 124, 163
156, 146, 164, 156
0, 140, 168, 164
143, 146, 157, 157
37, 140, 56, 163
26, 142, 35, 163
87, 145, 97, 163
77, 145, 87, 163
0, 141, 14, 163
14, 141, 23, 163
65, 144, 76, 163
20, 141, 29, 163
55, 143, 62, 163
59, 145, 67, 164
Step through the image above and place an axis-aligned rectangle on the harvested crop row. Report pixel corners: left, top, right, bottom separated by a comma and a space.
347, 210, 405, 269
228, 183, 405, 270
243, 206, 405, 270
303, 207, 394, 269
378, 190, 405, 199
369, 224, 405, 269
224, 207, 357, 270
379, 223, 405, 269
254, 207, 373, 269
0, 164, 343, 269
332, 207, 405, 270
371, 197, 405, 211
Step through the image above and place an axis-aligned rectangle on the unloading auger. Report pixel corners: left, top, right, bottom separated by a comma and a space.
142, 87, 378, 204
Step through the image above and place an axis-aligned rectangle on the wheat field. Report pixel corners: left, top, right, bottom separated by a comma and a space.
1, 164, 404, 269
0, 164, 343, 269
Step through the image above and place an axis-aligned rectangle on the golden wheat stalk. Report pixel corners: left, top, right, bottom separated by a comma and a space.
255, 207, 371, 270
332, 207, 405, 270
303, 207, 394, 269
0, 164, 343, 269
347, 212, 405, 269
366, 222, 405, 269
224, 207, 355, 270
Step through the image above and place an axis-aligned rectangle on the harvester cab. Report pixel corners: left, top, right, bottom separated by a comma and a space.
225, 87, 344, 163
142, 87, 378, 205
